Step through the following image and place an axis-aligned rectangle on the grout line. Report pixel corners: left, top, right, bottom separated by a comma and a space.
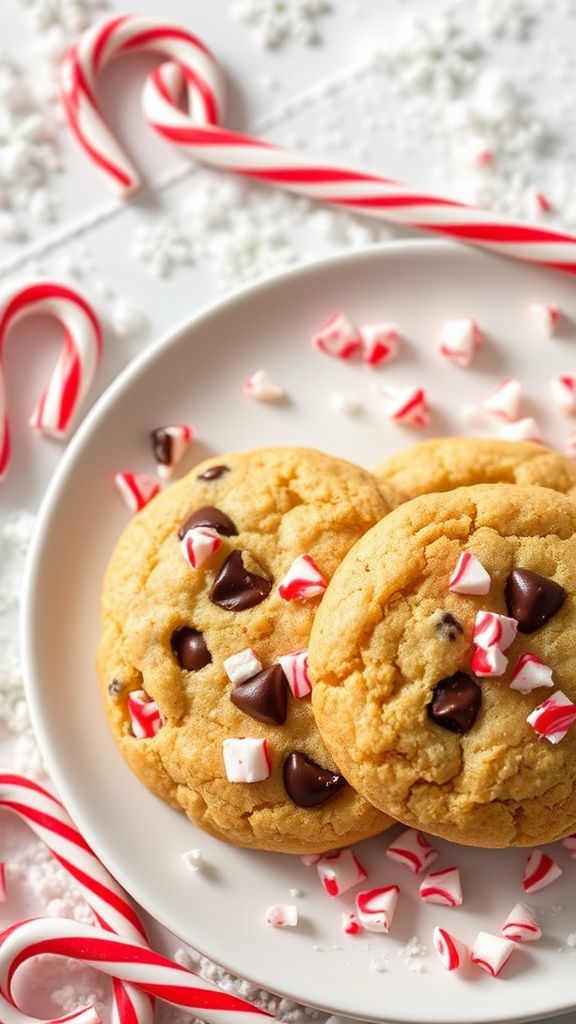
0, 53, 373, 279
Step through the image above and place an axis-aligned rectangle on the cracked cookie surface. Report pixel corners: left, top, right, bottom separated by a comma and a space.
97, 447, 394, 853
309, 483, 576, 847
373, 437, 576, 504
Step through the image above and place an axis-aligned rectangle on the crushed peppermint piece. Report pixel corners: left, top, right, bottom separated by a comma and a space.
223, 737, 271, 783
317, 849, 367, 897
473, 611, 517, 651
419, 866, 462, 907
264, 904, 298, 927
378, 385, 430, 425
529, 303, 559, 337
356, 886, 399, 933
433, 927, 467, 971
223, 648, 263, 686
278, 555, 327, 601
471, 931, 515, 976
523, 851, 562, 893
497, 416, 542, 443
510, 652, 553, 694
501, 903, 542, 942
310, 312, 360, 359
482, 378, 522, 421
470, 644, 508, 678
114, 473, 160, 514
181, 848, 203, 872
550, 375, 576, 416
180, 526, 223, 570
449, 552, 491, 595
127, 690, 162, 739
277, 650, 311, 698
359, 323, 399, 366
386, 828, 437, 873
437, 317, 481, 367
243, 369, 285, 402
527, 691, 576, 744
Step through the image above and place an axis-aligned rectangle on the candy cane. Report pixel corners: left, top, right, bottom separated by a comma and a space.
0, 918, 272, 1024
0, 774, 273, 1024
0, 281, 102, 481
0, 773, 150, 1024
61, 14, 576, 274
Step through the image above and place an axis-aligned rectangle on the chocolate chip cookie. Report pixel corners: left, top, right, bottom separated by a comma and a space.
309, 483, 576, 848
373, 437, 576, 503
97, 447, 395, 853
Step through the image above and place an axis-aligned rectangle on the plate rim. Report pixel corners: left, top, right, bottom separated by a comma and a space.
21, 238, 574, 1024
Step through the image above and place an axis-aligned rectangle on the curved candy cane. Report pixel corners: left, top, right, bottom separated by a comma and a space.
0, 918, 272, 1024
0, 773, 151, 1024
62, 14, 576, 273
0, 281, 103, 481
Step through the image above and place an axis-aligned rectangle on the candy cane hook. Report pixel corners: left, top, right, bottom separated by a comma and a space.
0, 773, 151, 1024
0, 918, 273, 1024
0, 281, 102, 481
62, 13, 576, 274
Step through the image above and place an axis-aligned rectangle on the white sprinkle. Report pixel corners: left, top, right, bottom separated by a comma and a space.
182, 848, 203, 872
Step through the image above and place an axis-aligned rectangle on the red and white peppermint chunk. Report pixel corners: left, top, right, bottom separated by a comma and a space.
300, 853, 322, 866
419, 866, 462, 907
223, 648, 263, 686
151, 424, 195, 480
526, 690, 576, 744
497, 417, 541, 443
471, 932, 515, 977
473, 611, 517, 652
180, 526, 223, 569
114, 472, 160, 513
310, 312, 360, 359
243, 369, 285, 402
278, 555, 327, 601
341, 912, 363, 935
482, 378, 522, 421
550, 374, 576, 416
470, 645, 508, 678
356, 885, 399, 933
386, 828, 438, 873
316, 849, 367, 897
561, 833, 576, 858
449, 552, 491, 595
437, 317, 482, 367
359, 323, 399, 366
523, 851, 562, 894
127, 690, 162, 739
378, 385, 430, 425
277, 650, 311, 699
433, 927, 467, 971
501, 903, 542, 942
529, 302, 559, 337
510, 652, 553, 694
223, 738, 271, 783
264, 904, 298, 928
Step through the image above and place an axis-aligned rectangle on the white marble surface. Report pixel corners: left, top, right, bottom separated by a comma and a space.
1, 0, 576, 1021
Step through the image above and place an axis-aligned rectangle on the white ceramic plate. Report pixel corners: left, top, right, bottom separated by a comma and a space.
23, 241, 576, 1024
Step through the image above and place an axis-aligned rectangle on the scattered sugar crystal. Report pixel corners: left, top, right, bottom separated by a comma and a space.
229, 0, 332, 48
566, 932, 576, 947
110, 296, 146, 338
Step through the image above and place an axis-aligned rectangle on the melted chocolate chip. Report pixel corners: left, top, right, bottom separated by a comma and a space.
210, 550, 272, 611
436, 611, 464, 642
230, 665, 288, 725
505, 568, 566, 634
108, 678, 124, 696
283, 751, 347, 807
427, 673, 481, 734
197, 464, 230, 481
178, 505, 238, 540
150, 427, 172, 466
171, 627, 212, 671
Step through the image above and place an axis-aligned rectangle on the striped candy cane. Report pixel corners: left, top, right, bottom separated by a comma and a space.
0, 773, 151, 1024
61, 14, 576, 274
0, 918, 272, 1024
0, 281, 102, 481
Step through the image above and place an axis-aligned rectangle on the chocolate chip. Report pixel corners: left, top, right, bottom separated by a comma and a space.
436, 611, 464, 642
427, 673, 481, 734
283, 751, 347, 807
178, 505, 238, 540
108, 678, 124, 696
171, 627, 212, 671
197, 464, 230, 481
150, 427, 172, 466
210, 550, 272, 611
505, 568, 566, 634
230, 665, 288, 725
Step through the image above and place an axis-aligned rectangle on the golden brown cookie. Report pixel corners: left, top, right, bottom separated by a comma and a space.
98, 447, 395, 853
309, 483, 576, 848
373, 437, 576, 503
